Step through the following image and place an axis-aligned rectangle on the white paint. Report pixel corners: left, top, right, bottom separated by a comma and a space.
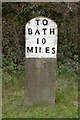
25, 17, 58, 58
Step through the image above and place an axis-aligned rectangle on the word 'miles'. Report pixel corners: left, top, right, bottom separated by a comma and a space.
25, 17, 57, 58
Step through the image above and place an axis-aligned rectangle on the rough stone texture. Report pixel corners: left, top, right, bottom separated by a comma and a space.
25, 17, 57, 106
25, 58, 56, 106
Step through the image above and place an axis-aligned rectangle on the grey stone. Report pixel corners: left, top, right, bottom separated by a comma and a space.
25, 58, 56, 106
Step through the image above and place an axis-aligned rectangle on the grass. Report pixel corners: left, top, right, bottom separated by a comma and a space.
2, 68, 78, 118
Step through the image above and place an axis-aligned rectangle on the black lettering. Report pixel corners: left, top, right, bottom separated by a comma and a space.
35, 47, 42, 53
28, 28, 32, 35
35, 47, 38, 53
45, 47, 50, 53
52, 47, 55, 54
50, 28, 54, 35
37, 38, 39, 44
42, 38, 46, 44
39, 47, 42, 53
27, 47, 33, 53
43, 28, 47, 35
35, 29, 40, 35
35, 19, 40, 25
42, 19, 48, 25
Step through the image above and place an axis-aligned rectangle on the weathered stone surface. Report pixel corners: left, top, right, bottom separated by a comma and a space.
25, 17, 57, 106
25, 58, 56, 106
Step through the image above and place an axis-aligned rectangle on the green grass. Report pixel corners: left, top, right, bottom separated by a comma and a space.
2, 70, 78, 118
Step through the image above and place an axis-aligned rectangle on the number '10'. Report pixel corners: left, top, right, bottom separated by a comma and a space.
37, 38, 46, 44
